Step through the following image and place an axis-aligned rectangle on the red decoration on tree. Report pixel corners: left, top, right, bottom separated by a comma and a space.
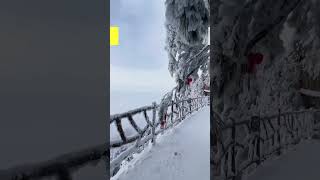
247, 52, 264, 73
160, 113, 167, 129
186, 77, 192, 85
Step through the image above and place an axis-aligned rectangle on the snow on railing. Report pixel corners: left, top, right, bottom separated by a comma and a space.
110, 96, 209, 176
213, 109, 320, 180
0, 144, 107, 180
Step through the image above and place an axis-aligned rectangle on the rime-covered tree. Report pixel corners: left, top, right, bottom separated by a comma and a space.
158, 0, 209, 123
165, 0, 209, 99
210, 0, 320, 121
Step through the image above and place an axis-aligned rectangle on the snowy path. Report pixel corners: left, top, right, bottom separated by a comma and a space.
116, 107, 210, 180
247, 140, 320, 180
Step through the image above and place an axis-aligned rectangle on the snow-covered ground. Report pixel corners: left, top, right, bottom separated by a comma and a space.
114, 107, 210, 180
247, 140, 320, 180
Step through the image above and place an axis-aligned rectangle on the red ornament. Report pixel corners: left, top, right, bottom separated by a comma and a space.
186, 77, 192, 85
247, 52, 264, 73
160, 113, 167, 129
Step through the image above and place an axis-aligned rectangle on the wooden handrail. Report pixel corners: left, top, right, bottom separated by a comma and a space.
110, 96, 209, 176
0, 144, 108, 180
213, 108, 320, 180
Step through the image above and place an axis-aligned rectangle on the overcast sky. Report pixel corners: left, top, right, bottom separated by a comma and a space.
110, 0, 176, 94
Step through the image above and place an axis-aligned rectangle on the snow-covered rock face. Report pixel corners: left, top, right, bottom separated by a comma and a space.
165, 0, 209, 46
237, 51, 302, 118
280, 22, 296, 53
286, 0, 320, 79
164, 0, 209, 99
210, 0, 320, 120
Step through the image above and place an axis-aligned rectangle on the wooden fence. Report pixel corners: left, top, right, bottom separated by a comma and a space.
300, 72, 320, 91
110, 96, 209, 176
213, 109, 320, 180
0, 144, 108, 180
0, 96, 208, 180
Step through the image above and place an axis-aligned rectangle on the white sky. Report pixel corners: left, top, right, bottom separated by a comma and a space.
110, 0, 176, 94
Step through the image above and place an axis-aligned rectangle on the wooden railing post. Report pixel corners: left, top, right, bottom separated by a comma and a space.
179, 102, 182, 120
182, 101, 185, 119
257, 116, 261, 165
196, 99, 199, 111
151, 102, 156, 145
277, 109, 282, 155
231, 118, 237, 180
250, 115, 261, 166
171, 100, 174, 124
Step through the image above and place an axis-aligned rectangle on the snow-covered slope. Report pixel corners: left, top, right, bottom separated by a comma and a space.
114, 107, 210, 180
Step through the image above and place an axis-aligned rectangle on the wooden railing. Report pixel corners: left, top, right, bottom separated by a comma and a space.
0, 96, 209, 180
301, 72, 320, 91
0, 144, 108, 180
213, 109, 320, 180
110, 96, 209, 176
